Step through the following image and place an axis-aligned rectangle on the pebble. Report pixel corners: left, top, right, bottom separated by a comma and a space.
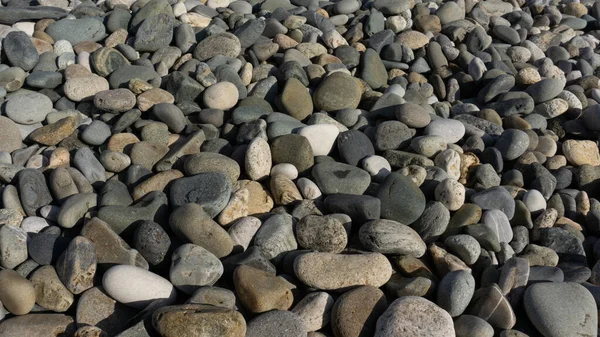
102, 265, 176, 309
525, 282, 597, 337
0, 269, 36, 315
294, 252, 392, 291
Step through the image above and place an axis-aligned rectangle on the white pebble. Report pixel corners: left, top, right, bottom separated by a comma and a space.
271, 163, 298, 180
297, 177, 322, 199
103, 265, 177, 309
297, 124, 340, 156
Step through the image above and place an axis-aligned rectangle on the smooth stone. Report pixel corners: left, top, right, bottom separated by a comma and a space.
17, 168, 53, 216
57, 193, 97, 229
471, 186, 515, 220
170, 244, 223, 294
337, 130, 376, 166
294, 252, 392, 291
291, 291, 334, 332
297, 124, 339, 156
203, 81, 239, 110
424, 118, 466, 144
169, 172, 232, 217
253, 213, 297, 260
331, 285, 387, 337
296, 215, 347, 253
0, 222, 28, 269
187, 286, 236, 309
0, 269, 36, 315
495, 129, 530, 160
0, 117, 22, 152
3, 31, 39, 71
246, 310, 306, 337
377, 172, 426, 225
102, 265, 176, 309
525, 282, 597, 337
74, 147, 106, 185
359, 219, 426, 257
46, 18, 106, 45
311, 161, 371, 195
313, 72, 362, 112
169, 203, 234, 258
437, 270, 475, 317
5, 92, 53, 125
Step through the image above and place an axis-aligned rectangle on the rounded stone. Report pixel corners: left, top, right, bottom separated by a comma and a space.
170, 243, 224, 294
203, 82, 239, 110
5, 92, 53, 125
102, 265, 177, 309
0, 269, 36, 315
359, 219, 426, 257
294, 252, 392, 291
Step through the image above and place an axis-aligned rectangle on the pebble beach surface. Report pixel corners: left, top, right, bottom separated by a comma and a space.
0, 0, 599, 336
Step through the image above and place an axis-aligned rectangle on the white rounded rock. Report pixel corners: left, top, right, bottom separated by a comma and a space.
424, 119, 466, 144
102, 265, 177, 309
297, 124, 340, 156
271, 163, 298, 180
523, 189, 546, 214
203, 81, 238, 110
297, 177, 322, 199
245, 137, 271, 181
362, 155, 391, 181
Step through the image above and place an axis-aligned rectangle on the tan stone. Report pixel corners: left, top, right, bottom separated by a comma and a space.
0, 269, 36, 315
137, 88, 175, 111
105, 29, 128, 48
429, 243, 471, 276
133, 170, 183, 200
106, 133, 140, 153
233, 265, 293, 313
129, 78, 153, 94
73, 41, 102, 55
236, 180, 274, 215
64, 76, 109, 102
396, 30, 430, 49
48, 147, 71, 168
28, 117, 77, 146
563, 140, 600, 166
270, 174, 302, 206
273, 33, 298, 50
31, 37, 53, 54
218, 188, 249, 226
30, 265, 74, 312
64, 64, 93, 79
